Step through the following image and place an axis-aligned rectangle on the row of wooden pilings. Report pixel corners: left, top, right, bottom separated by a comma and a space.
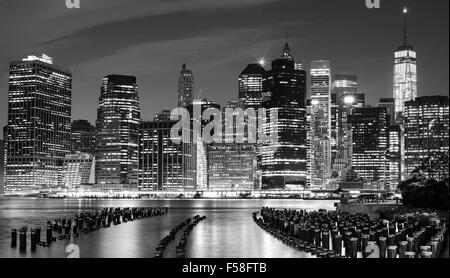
11, 207, 168, 253
253, 207, 448, 258
154, 217, 192, 258
176, 215, 207, 258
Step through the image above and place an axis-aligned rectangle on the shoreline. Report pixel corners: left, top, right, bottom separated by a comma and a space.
0, 196, 341, 201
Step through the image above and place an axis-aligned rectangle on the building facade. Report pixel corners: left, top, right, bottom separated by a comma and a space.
239, 63, 266, 110
60, 152, 95, 190
207, 143, 257, 191
261, 43, 308, 190
331, 74, 365, 178
0, 139, 5, 195
71, 119, 96, 155
5, 54, 72, 193
96, 75, 140, 191
404, 96, 449, 179
309, 60, 332, 189
387, 125, 402, 191
349, 107, 389, 189
138, 120, 186, 191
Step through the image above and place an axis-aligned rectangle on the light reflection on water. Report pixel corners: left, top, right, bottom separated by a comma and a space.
0, 199, 336, 258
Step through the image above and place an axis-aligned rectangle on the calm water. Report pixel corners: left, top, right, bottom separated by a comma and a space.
0, 199, 336, 258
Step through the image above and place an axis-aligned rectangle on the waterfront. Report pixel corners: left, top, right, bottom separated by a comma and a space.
0, 199, 336, 258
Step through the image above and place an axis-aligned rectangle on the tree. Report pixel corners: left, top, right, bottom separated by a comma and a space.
398, 177, 449, 210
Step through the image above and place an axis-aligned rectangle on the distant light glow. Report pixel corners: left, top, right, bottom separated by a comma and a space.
311, 100, 320, 106
258, 57, 266, 67
344, 95, 355, 105
403, 7, 408, 14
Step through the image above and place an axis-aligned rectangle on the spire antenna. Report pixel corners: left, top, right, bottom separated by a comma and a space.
403, 7, 408, 46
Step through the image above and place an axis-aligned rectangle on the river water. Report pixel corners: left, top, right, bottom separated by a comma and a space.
0, 199, 336, 258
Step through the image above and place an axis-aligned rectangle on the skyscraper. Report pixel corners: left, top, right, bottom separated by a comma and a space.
393, 7, 417, 122
187, 99, 221, 190
0, 139, 5, 195
96, 75, 140, 191
309, 60, 332, 189
178, 64, 194, 108
71, 119, 96, 155
387, 125, 402, 191
207, 144, 257, 190
349, 107, 389, 188
404, 96, 449, 179
331, 74, 365, 177
261, 42, 308, 190
207, 100, 258, 191
5, 54, 71, 193
139, 120, 185, 191
239, 63, 266, 109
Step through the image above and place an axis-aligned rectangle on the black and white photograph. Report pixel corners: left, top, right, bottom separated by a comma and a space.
0, 0, 448, 269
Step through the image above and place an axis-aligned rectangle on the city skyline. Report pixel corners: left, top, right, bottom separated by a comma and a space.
0, 0, 449, 139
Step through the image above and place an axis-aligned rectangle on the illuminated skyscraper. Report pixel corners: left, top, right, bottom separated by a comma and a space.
71, 119, 96, 155
96, 75, 140, 191
239, 63, 266, 109
261, 42, 307, 190
349, 107, 389, 188
0, 139, 5, 195
207, 144, 258, 191
138, 120, 185, 191
393, 7, 417, 122
186, 99, 221, 190
5, 54, 72, 194
404, 96, 449, 180
178, 64, 194, 108
387, 125, 402, 191
309, 60, 332, 189
238, 63, 266, 187
207, 100, 258, 191
331, 74, 364, 177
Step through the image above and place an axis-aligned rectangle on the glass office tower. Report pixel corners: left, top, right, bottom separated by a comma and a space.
261, 42, 307, 190
309, 60, 332, 189
96, 75, 140, 191
349, 107, 389, 188
404, 96, 449, 180
5, 54, 72, 193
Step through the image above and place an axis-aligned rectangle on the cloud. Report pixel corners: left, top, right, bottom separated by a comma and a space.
34, 0, 306, 68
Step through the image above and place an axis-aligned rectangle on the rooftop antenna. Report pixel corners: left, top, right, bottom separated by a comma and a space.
403, 7, 408, 46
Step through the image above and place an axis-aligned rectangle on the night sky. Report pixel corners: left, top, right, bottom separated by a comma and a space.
0, 0, 448, 138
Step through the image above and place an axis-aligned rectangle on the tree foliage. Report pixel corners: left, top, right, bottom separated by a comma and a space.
398, 176, 449, 211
